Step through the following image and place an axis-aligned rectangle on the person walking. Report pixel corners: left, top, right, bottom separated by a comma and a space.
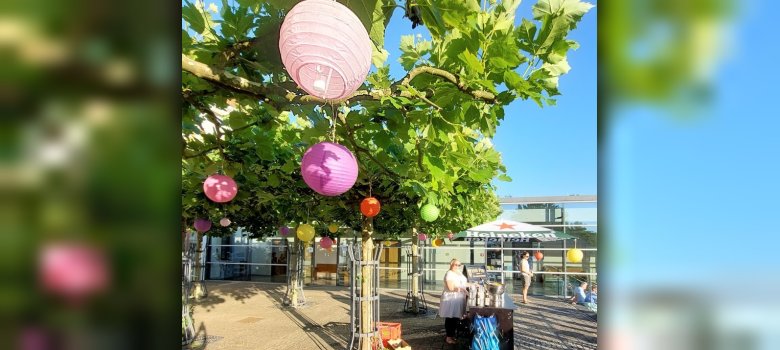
439, 259, 468, 344
519, 251, 533, 304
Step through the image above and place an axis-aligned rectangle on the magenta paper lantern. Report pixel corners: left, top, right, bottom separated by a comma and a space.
320, 236, 334, 250
417, 233, 427, 241
279, 0, 372, 100
279, 226, 290, 236
219, 217, 231, 227
39, 243, 109, 302
194, 218, 211, 232
203, 174, 238, 203
301, 142, 358, 196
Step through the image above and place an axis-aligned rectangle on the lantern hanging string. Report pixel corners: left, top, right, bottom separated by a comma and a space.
330, 103, 337, 143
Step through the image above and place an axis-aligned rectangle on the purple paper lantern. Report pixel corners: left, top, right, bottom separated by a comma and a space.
279, 226, 290, 236
279, 0, 372, 100
203, 174, 238, 203
301, 142, 358, 196
194, 218, 211, 233
320, 236, 334, 250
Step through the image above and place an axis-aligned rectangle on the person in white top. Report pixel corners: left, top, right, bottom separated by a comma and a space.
439, 259, 468, 344
519, 251, 533, 304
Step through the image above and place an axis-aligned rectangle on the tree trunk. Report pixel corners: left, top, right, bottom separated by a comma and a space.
360, 217, 374, 350
192, 230, 207, 299
411, 227, 420, 313
289, 234, 301, 306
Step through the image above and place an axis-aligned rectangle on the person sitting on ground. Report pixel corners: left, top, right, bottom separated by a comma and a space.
570, 281, 588, 304
585, 285, 597, 304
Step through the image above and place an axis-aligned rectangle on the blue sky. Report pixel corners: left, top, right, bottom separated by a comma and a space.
607, 0, 780, 293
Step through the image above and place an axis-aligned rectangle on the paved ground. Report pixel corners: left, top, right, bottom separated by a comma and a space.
185, 281, 597, 350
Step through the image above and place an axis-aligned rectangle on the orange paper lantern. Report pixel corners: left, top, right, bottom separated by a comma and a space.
360, 197, 381, 217
534, 251, 544, 261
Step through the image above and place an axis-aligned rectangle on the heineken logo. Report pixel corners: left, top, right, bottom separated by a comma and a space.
463, 231, 557, 242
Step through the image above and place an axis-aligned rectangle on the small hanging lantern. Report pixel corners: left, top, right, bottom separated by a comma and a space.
279, 0, 372, 100
301, 142, 359, 196
219, 217, 231, 227
567, 248, 583, 263
534, 251, 544, 261
203, 174, 238, 203
420, 204, 440, 222
417, 233, 427, 241
320, 236, 334, 249
431, 238, 444, 247
297, 224, 315, 241
447, 232, 454, 240
360, 197, 381, 217
279, 226, 290, 236
328, 223, 339, 233
194, 218, 211, 233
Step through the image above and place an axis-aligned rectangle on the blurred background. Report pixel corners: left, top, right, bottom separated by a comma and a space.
0, 0, 179, 349
601, 0, 780, 349
1, 0, 779, 349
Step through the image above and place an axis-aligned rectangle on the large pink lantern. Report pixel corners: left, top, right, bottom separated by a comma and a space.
39, 243, 109, 302
203, 174, 238, 203
194, 218, 211, 232
279, 0, 372, 100
320, 236, 334, 250
301, 142, 358, 196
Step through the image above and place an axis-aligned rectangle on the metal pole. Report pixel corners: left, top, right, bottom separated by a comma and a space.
563, 239, 567, 299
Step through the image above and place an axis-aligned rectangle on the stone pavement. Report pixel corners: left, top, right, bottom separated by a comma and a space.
186, 281, 597, 350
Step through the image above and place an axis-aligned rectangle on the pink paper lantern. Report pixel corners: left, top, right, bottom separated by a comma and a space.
219, 217, 231, 227
203, 174, 238, 203
417, 233, 427, 241
279, 226, 290, 236
447, 232, 454, 240
279, 0, 372, 100
301, 142, 358, 196
39, 243, 109, 302
194, 218, 211, 232
320, 236, 333, 250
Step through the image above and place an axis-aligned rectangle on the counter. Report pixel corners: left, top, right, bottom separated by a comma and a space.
463, 293, 515, 350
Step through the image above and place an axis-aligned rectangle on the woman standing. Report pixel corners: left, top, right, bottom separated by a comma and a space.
519, 251, 533, 304
439, 259, 468, 344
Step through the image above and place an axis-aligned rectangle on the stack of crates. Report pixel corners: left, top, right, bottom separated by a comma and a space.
377, 322, 402, 347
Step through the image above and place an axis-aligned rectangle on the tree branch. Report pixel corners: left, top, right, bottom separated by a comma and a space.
396, 66, 496, 103
182, 55, 497, 108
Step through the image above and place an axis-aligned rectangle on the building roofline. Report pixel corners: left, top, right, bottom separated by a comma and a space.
498, 195, 597, 204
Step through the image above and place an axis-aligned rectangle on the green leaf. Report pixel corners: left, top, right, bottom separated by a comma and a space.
458, 51, 483, 74
517, 18, 538, 53
532, 0, 595, 26
497, 174, 513, 182
368, 0, 395, 67
468, 167, 493, 183
266, 173, 281, 187
182, 1, 206, 34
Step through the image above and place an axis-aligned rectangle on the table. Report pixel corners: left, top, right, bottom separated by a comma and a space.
463, 294, 516, 350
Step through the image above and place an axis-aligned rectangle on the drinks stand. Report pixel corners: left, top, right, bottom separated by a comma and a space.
461, 264, 516, 350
